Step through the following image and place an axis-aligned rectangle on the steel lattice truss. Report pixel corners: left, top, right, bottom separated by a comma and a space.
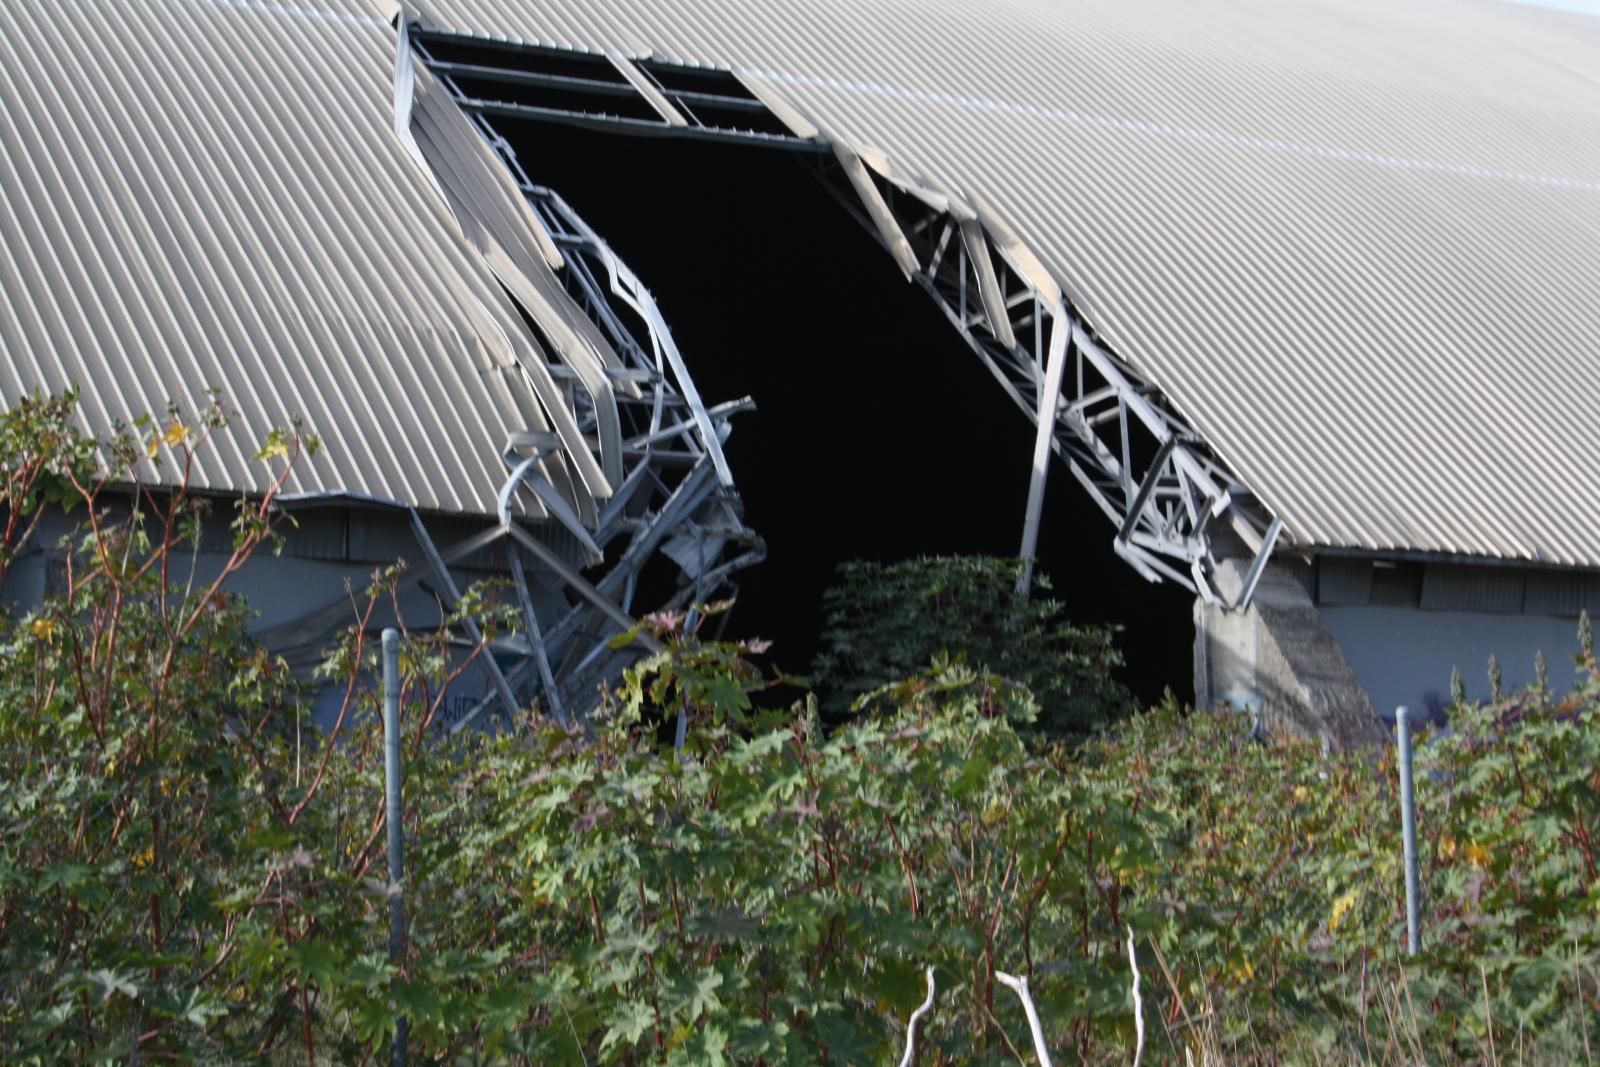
403, 30, 1284, 607
268, 135, 762, 731
479, 178, 765, 728
811, 162, 1283, 603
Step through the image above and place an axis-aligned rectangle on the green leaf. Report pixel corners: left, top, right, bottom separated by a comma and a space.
600, 1000, 655, 1054
287, 938, 343, 989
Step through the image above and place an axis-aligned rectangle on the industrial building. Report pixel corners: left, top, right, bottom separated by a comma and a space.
3, 0, 1599, 742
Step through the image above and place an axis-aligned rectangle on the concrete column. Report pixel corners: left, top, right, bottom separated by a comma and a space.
1194, 558, 1386, 749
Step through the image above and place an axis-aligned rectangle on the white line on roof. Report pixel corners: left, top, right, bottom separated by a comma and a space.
743, 67, 1600, 193
189, 0, 384, 29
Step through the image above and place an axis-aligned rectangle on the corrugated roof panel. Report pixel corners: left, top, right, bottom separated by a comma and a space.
0, 0, 581, 517
412, 0, 1600, 566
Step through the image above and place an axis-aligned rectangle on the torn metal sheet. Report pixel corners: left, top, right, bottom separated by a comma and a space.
609, 53, 690, 126
959, 219, 1018, 351
736, 76, 820, 140
397, 18, 625, 493
830, 144, 918, 280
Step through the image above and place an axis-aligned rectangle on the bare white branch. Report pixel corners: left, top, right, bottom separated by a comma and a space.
994, 970, 1054, 1067
1127, 925, 1145, 1067
897, 965, 937, 1067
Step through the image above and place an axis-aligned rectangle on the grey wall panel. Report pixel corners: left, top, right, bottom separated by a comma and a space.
280, 508, 350, 561
1316, 557, 1373, 606
1524, 570, 1600, 618
1421, 564, 1526, 614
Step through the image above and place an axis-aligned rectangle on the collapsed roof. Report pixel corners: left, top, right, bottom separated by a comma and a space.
4, 0, 1600, 599
0, 0, 764, 723
406, 0, 1600, 570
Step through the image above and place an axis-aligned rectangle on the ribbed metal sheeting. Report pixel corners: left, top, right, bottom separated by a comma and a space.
416, 0, 1600, 568
0, 0, 594, 519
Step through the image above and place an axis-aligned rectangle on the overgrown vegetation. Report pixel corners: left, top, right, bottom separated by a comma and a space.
811, 556, 1133, 736
1, 394, 1597, 1064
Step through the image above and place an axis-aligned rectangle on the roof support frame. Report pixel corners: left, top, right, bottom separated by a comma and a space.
406, 30, 1278, 608
257, 26, 768, 728
412, 28, 822, 151
810, 156, 1280, 602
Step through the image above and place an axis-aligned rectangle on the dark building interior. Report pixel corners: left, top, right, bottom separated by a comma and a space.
499, 119, 1194, 705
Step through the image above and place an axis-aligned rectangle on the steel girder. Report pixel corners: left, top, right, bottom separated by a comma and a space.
404, 31, 1280, 608
810, 160, 1282, 604
265, 57, 764, 727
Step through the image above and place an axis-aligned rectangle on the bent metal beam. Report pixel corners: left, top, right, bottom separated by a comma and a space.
404, 27, 1281, 607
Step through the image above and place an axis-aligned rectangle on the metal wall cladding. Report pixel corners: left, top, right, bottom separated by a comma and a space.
417, 0, 1600, 568
280, 508, 353, 561
1524, 569, 1600, 619
1420, 563, 1526, 615
0, 0, 587, 520
1316, 557, 1373, 607
198, 501, 349, 560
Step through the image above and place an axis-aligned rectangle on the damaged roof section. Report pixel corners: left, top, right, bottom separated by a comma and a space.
406, 15, 1282, 601
408, 0, 1600, 570
410, 28, 815, 148
1, 0, 766, 718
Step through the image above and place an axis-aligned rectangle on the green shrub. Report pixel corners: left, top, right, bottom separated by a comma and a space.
1075, 668, 1600, 1063
4, 393, 1597, 1064
811, 556, 1133, 736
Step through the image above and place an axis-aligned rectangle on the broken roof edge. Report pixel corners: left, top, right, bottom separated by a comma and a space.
373, 21, 1285, 603
733, 71, 1292, 604
390, 13, 617, 510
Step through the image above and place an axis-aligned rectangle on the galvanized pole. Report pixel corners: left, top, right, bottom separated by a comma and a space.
1396, 705, 1420, 956
382, 628, 409, 1066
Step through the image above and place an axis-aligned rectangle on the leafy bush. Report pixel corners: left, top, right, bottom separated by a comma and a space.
401, 653, 1148, 1064
0, 393, 338, 1061
3, 392, 1597, 1064
810, 556, 1133, 736
1075, 665, 1600, 1063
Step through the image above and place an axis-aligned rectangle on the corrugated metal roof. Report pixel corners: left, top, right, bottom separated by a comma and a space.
409, 0, 1600, 567
0, 0, 596, 518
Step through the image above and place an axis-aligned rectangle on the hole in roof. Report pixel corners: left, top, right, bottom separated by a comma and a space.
480, 118, 1196, 705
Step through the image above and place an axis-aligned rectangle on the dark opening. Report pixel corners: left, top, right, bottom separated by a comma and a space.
497, 120, 1194, 705
633, 61, 796, 137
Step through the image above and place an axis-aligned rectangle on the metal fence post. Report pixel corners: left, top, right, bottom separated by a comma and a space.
1396, 705, 1420, 956
382, 628, 409, 1066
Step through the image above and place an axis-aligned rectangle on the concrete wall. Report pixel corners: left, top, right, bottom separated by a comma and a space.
1196, 553, 1598, 747
1195, 559, 1386, 748
1319, 605, 1581, 724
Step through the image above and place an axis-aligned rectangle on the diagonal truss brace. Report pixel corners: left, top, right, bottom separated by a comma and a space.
814, 160, 1280, 603
402, 30, 1280, 609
